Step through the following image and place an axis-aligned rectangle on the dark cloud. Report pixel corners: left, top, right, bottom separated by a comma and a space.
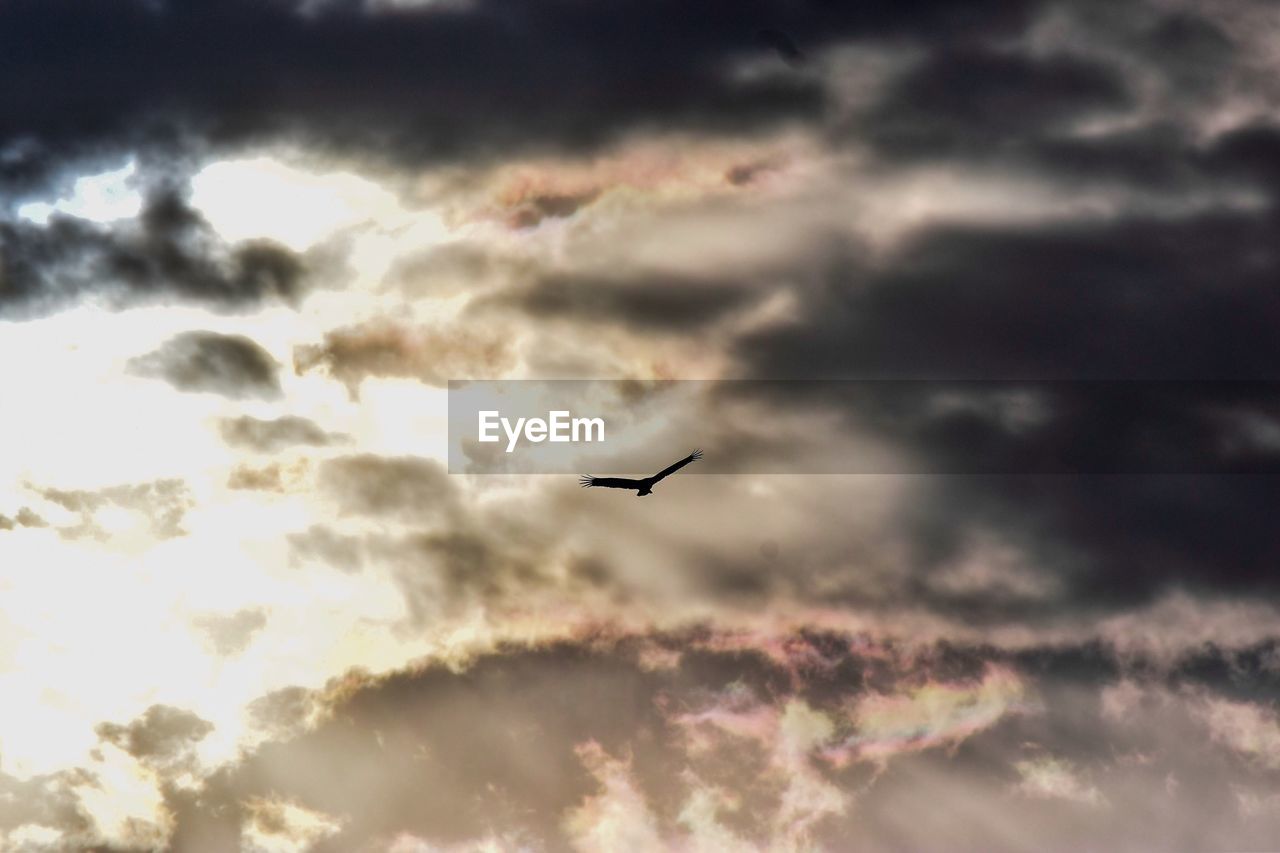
1137, 11, 1236, 96
740, 211, 1280, 380
0, 0, 1042, 195
726, 199, 1280, 614
1207, 124, 1280, 192
837, 8, 1265, 198
722, 256, 1262, 612
1, 189, 302, 317
722, 381, 1280, 474
757, 27, 806, 67
130, 331, 282, 399
908, 474, 1280, 613
474, 270, 763, 333
862, 48, 1132, 159
218, 415, 346, 453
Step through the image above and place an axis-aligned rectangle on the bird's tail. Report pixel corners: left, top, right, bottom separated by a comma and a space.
690, 449, 703, 461
579, 475, 595, 487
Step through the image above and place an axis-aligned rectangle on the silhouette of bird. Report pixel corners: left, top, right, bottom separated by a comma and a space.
580, 450, 703, 496
756, 28, 805, 67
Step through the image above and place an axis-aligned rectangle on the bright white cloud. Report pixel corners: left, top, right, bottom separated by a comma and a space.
190, 156, 411, 251
1014, 756, 1106, 806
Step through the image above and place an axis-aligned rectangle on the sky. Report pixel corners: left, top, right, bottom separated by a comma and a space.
3, 0, 1280, 850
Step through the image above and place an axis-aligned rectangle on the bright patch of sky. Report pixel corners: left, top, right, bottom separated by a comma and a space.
190, 157, 410, 252
17, 160, 142, 225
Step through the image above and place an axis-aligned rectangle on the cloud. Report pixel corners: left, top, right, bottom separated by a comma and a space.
824, 664, 1030, 766
227, 460, 311, 493
736, 211, 1280, 381
110, 630, 1280, 851
287, 525, 366, 574
1, 189, 303, 317
193, 608, 269, 656
242, 797, 344, 852
294, 318, 514, 396
129, 330, 282, 399
564, 743, 667, 851
1014, 756, 1106, 806
34, 478, 193, 540
1198, 697, 1280, 769
4, 0, 1280, 848
0, 0, 934, 192
863, 48, 1132, 158
218, 415, 347, 453
317, 454, 455, 519
474, 270, 763, 334
0, 508, 47, 531
94, 705, 214, 767
0, 770, 92, 850
725, 205, 1280, 614
501, 188, 603, 230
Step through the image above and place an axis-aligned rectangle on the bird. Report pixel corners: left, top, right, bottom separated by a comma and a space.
579, 450, 703, 496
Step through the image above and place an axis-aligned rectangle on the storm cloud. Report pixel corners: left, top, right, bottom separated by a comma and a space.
1, 189, 302, 316
0, 0, 1035, 196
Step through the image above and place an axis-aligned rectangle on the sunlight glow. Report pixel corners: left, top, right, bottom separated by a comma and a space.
190, 157, 404, 251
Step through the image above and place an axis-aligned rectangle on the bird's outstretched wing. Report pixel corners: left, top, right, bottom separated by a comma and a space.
580, 476, 645, 489
649, 449, 703, 484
